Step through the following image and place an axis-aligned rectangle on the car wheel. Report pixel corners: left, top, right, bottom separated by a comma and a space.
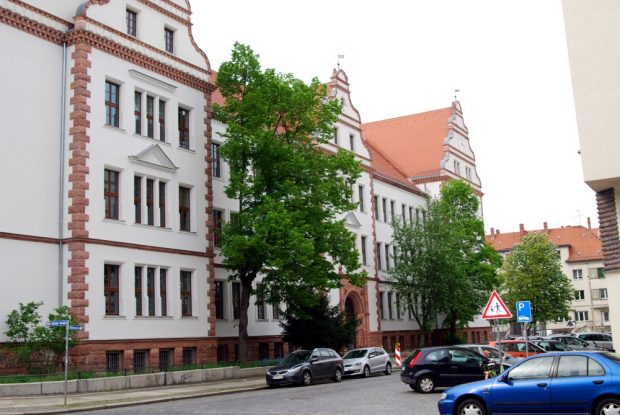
416, 375, 435, 393
384, 362, 392, 375
409, 384, 417, 391
595, 398, 620, 415
457, 398, 487, 415
333, 367, 343, 382
362, 365, 371, 378
301, 370, 312, 386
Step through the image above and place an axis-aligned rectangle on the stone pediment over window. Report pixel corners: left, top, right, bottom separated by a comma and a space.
129, 144, 178, 172
344, 212, 362, 228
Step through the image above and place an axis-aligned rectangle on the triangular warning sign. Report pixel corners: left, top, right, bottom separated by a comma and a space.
481, 290, 513, 320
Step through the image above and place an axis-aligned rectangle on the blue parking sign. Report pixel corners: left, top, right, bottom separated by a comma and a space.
516, 301, 531, 322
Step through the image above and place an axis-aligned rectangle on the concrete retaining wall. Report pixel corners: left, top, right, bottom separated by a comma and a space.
0, 366, 268, 396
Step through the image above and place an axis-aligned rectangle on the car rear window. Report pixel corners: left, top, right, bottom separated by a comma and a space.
344, 349, 367, 359
425, 349, 449, 362
556, 356, 605, 377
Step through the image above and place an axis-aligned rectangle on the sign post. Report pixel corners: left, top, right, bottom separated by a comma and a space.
516, 301, 532, 357
481, 291, 513, 372
47, 320, 81, 405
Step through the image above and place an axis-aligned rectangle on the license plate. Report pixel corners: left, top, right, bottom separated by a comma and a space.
272, 374, 283, 380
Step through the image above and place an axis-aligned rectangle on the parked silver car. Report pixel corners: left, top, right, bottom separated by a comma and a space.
544, 334, 604, 350
572, 332, 615, 351
342, 347, 392, 377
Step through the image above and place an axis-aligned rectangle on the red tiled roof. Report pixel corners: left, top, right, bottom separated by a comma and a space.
361, 107, 453, 179
486, 225, 603, 262
211, 71, 224, 106
366, 141, 425, 195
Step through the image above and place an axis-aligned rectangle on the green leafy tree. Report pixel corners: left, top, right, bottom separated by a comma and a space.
433, 180, 502, 339
280, 293, 358, 351
213, 43, 365, 362
500, 232, 573, 333
4, 301, 78, 373
389, 180, 501, 344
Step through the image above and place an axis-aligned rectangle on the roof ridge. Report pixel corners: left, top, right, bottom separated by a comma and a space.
362, 106, 453, 126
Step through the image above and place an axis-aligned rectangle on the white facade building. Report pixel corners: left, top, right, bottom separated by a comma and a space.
0, 0, 489, 370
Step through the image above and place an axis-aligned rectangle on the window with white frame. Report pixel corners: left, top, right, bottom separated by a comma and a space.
135, 265, 168, 317
387, 292, 393, 320
134, 176, 167, 227
379, 291, 385, 319
358, 185, 364, 212
382, 198, 387, 222
180, 270, 192, 316
602, 311, 610, 322
573, 269, 583, 280
574, 290, 585, 301
361, 236, 367, 265
374, 195, 379, 220
574, 310, 589, 321
134, 90, 166, 141
215, 280, 224, 319
376, 243, 382, 270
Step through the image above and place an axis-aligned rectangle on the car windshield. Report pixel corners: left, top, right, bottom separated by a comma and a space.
344, 349, 367, 359
282, 351, 311, 365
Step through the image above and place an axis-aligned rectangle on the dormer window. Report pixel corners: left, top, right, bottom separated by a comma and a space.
164, 28, 174, 53
126, 9, 137, 36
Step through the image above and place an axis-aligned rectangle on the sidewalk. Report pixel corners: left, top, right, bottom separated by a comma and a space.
0, 376, 267, 415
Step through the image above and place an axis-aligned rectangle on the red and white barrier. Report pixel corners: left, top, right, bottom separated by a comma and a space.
395, 344, 401, 367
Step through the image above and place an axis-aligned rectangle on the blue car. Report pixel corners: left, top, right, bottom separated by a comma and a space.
438, 351, 620, 415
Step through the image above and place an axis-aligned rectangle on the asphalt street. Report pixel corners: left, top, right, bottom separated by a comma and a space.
70, 370, 442, 415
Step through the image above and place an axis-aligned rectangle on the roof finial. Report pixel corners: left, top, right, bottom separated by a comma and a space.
336, 53, 345, 70
454, 88, 460, 103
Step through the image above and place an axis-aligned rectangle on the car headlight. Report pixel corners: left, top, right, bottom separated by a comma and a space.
440, 393, 447, 400
288, 366, 301, 373
354, 362, 361, 366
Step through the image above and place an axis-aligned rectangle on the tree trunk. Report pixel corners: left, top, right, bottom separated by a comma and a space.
237, 275, 254, 363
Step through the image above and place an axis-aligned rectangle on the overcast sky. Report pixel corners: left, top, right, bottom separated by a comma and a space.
189, 0, 598, 234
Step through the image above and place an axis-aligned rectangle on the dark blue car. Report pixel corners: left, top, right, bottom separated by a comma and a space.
438, 351, 620, 415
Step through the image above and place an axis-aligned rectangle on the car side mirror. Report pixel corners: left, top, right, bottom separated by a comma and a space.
498, 373, 508, 383
310, 357, 319, 363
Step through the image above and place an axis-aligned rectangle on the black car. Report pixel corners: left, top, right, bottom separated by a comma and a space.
266, 348, 344, 387
400, 346, 489, 393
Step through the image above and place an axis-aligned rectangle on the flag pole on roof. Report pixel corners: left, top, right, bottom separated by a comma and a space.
337, 54, 345, 70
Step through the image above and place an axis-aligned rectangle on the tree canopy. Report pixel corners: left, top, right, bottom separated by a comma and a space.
500, 232, 573, 331
4, 301, 78, 373
213, 43, 365, 361
280, 293, 358, 352
389, 180, 502, 344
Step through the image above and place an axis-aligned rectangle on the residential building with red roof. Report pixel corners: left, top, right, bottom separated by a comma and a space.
487, 222, 610, 334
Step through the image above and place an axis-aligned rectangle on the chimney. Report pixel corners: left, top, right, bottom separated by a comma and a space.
519, 223, 525, 235
490, 227, 495, 236
496, 229, 500, 235
587, 217, 592, 230
543, 222, 548, 231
